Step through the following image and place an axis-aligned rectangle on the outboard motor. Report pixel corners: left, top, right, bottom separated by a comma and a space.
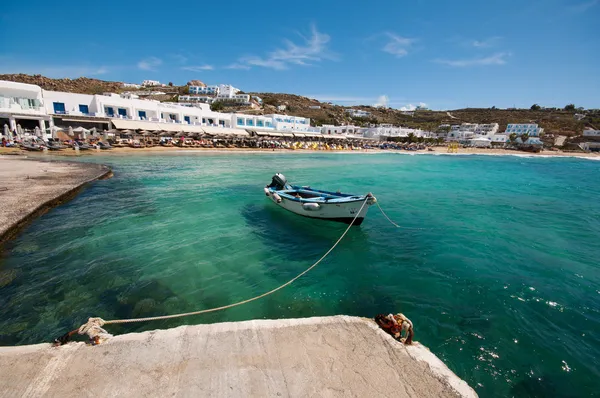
268, 173, 290, 190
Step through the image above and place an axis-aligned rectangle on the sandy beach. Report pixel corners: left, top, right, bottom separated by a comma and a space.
1, 145, 598, 159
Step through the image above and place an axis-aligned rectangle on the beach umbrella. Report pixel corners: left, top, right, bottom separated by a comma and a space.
3, 124, 8, 139
17, 124, 23, 136
68, 126, 74, 137
34, 126, 41, 137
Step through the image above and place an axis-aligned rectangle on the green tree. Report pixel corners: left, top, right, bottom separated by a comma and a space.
509, 133, 518, 143
520, 133, 529, 144
407, 132, 416, 143
210, 101, 225, 111
530, 104, 541, 111
564, 104, 576, 111
168, 82, 174, 87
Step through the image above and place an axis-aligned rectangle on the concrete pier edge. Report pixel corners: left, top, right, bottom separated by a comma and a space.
0, 156, 112, 244
0, 316, 477, 397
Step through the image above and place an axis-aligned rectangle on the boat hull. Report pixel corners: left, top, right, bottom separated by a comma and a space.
267, 193, 371, 225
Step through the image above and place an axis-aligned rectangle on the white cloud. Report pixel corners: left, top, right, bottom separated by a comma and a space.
382, 33, 415, 58
374, 95, 389, 107
181, 65, 214, 72
137, 57, 162, 71
434, 52, 510, 67
225, 63, 251, 70
237, 24, 333, 70
472, 36, 502, 48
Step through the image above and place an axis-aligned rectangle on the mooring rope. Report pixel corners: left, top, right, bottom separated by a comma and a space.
68, 197, 370, 344
375, 201, 427, 230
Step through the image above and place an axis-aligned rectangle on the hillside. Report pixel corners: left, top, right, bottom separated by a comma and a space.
1, 74, 597, 135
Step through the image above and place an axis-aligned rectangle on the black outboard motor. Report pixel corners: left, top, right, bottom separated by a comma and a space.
268, 173, 290, 190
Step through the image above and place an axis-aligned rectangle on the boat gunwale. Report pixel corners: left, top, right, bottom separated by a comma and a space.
269, 188, 366, 204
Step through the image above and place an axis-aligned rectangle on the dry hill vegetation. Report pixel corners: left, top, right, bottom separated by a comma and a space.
2, 74, 597, 136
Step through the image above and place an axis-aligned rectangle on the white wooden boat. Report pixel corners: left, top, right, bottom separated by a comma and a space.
264, 173, 377, 226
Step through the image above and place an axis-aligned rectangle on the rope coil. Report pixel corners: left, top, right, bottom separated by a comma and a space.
70, 197, 370, 344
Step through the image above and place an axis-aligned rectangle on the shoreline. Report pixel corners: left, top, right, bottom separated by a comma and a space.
0, 157, 111, 244
1, 145, 599, 159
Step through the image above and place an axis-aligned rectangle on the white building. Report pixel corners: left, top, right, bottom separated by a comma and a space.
321, 125, 362, 135
345, 109, 371, 118
446, 123, 499, 142
265, 114, 316, 132
474, 123, 499, 136
233, 114, 275, 130
215, 93, 250, 104
0, 80, 328, 139
179, 95, 216, 104
0, 80, 51, 133
491, 134, 508, 146
189, 86, 218, 95
142, 80, 161, 87
505, 123, 543, 137
582, 129, 600, 137
218, 84, 240, 98
122, 83, 142, 89
447, 123, 477, 142
188, 84, 241, 98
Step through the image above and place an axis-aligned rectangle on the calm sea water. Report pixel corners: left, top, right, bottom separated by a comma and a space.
1, 152, 599, 397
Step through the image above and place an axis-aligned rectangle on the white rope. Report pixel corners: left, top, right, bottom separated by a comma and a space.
376, 201, 426, 230
77, 197, 370, 338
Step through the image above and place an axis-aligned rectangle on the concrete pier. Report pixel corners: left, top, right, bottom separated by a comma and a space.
0, 156, 111, 242
0, 316, 477, 397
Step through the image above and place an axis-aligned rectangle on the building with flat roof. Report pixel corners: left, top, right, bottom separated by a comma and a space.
142, 80, 162, 87
345, 109, 371, 118
505, 123, 543, 137
0, 80, 51, 133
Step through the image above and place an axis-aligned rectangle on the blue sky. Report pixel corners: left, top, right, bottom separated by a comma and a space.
1, 0, 599, 110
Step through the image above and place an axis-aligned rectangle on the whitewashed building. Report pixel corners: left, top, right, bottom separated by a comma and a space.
0, 80, 51, 133
142, 80, 161, 87
345, 109, 371, 118
505, 123, 543, 137
215, 93, 250, 104
178, 95, 216, 104
491, 133, 508, 146
265, 114, 318, 132
189, 86, 218, 95
474, 123, 499, 136
188, 84, 240, 97
321, 125, 362, 135
447, 123, 477, 142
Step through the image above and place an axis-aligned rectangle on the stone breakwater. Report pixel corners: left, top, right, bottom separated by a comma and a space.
0, 316, 477, 397
0, 156, 111, 243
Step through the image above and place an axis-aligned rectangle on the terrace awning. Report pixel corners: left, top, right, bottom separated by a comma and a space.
202, 126, 248, 136
111, 119, 165, 131
181, 124, 205, 134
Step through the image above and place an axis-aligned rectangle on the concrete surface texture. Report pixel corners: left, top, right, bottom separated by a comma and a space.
0, 156, 110, 241
0, 316, 477, 398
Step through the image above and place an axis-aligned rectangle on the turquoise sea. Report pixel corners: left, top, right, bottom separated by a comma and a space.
1, 152, 599, 397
